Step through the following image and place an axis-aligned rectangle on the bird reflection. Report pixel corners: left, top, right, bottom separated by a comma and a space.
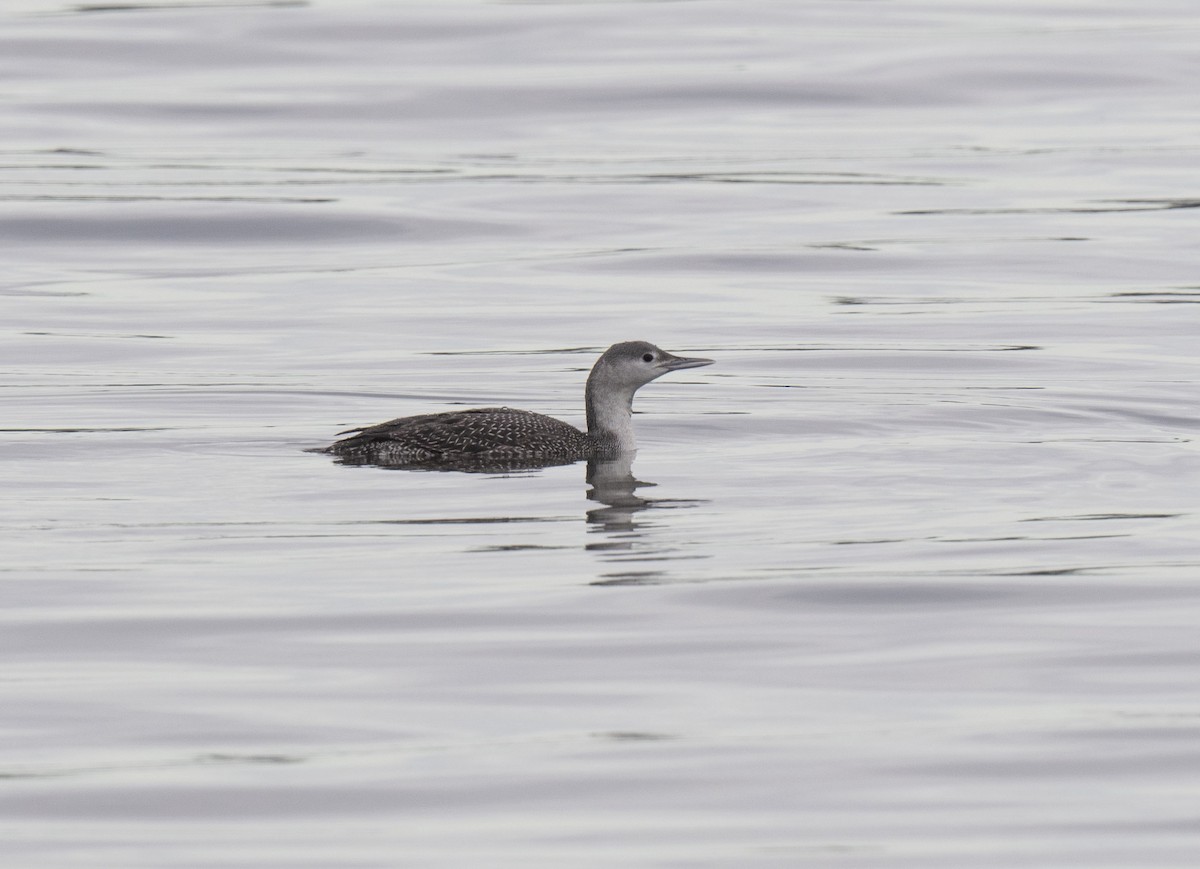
585, 453, 655, 542
584, 454, 709, 576
320, 446, 710, 582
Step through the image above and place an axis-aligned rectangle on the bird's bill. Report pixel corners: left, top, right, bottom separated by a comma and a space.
660, 352, 714, 371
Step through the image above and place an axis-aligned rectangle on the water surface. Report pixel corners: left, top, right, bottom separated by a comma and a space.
2, 1, 1199, 866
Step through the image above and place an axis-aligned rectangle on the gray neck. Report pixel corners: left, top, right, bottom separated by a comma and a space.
585, 372, 637, 455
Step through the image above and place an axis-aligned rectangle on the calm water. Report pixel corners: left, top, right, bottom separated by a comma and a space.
3, 0, 1199, 866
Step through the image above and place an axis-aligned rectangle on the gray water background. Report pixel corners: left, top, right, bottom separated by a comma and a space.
2, 0, 1199, 866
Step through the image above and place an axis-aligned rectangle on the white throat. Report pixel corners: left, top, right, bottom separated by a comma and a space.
588, 387, 636, 452
585, 365, 642, 455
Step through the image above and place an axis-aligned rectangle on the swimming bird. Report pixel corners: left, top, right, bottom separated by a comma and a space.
320, 341, 713, 469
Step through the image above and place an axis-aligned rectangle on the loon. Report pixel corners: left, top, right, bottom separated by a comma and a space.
320, 341, 713, 468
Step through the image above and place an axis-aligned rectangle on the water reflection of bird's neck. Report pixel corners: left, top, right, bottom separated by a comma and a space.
585, 452, 653, 532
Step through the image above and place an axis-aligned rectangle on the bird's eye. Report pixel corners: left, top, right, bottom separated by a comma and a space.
642, 353, 654, 363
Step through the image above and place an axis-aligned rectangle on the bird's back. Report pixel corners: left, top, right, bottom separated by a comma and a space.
325, 407, 592, 468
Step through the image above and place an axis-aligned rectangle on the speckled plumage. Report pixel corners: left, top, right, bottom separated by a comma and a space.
317, 341, 713, 471
327, 406, 593, 467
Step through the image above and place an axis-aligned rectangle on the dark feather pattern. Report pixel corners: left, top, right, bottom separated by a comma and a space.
324, 406, 593, 467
